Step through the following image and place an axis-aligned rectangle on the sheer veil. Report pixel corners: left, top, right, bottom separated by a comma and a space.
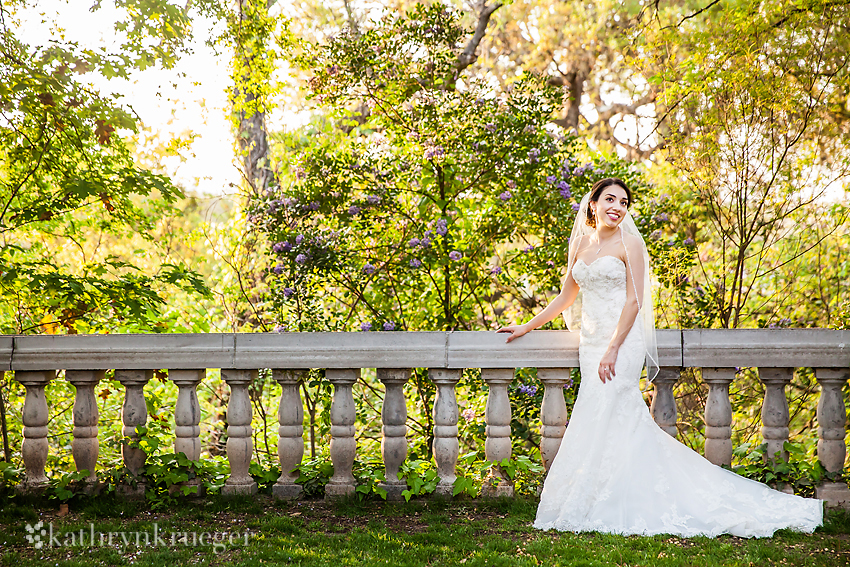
563, 190, 659, 382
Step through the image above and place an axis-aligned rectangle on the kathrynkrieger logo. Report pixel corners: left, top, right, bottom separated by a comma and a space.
25, 521, 48, 549
23, 521, 251, 553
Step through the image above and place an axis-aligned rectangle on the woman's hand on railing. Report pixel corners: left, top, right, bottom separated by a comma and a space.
496, 323, 532, 343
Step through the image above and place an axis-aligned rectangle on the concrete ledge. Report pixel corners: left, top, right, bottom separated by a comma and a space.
683, 329, 850, 368
448, 330, 579, 368
2, 329, 848, 371
0, 336, 11, 371
233, 332, 447, 369
10, 334, 235, 371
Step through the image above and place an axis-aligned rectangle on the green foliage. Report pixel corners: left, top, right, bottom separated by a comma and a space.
400, 459, 439, 502
252, 4, 678, 333
0, 3, 210, 334
727, 441, 843, 498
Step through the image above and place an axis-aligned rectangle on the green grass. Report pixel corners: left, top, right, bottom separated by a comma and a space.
0, 495, 847, 566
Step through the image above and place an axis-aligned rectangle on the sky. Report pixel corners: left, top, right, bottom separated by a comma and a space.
17, 0, 247, 196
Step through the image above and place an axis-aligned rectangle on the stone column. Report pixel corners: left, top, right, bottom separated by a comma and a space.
702, 368, 735, 467
273, 369, 306, 500
482, 368, 513, 497
15, 370, 55, 491
170, 369, 205, 495
430, 368, 461, 497
325, 368, 358, 500
650, 367, 680, 438
759, 367, 792, 463
221, 369, 258, 495
377, 368, 410, 501
67, 370, 104, 488
538, 368, 570, 472
814, 368, 850, 507
115, 369, 151, 497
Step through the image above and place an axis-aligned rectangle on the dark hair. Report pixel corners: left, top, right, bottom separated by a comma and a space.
586, 178, 632, 228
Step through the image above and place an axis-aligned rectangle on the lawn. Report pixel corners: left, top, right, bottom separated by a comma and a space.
0, 495, 847, 566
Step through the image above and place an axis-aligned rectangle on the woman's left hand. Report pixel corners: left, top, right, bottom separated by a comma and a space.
598, 347, 618, 383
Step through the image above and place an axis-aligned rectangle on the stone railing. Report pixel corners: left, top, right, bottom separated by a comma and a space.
1, 330, 848, 507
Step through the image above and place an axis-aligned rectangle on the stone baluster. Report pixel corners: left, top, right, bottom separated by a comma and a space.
221, 369, 258, 495
377, 368, 411, 501
15, 370, 55, 491
814, 368, 850, 506
650, 367, 680, 438
430, 368, 462, 497
702, 368, 735, 467
67, 370, 104, 489
170, 369, 205, 495
538, 368, 570, 472
273, 369, 306, 500
115, 369, 151, 497
325, 368, 359, 500
759, 368, 792, 463
482, 368, 514, 497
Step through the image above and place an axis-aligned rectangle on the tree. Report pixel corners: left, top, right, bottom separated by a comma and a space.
0, 1, 210, 334
638, 0, 850, 328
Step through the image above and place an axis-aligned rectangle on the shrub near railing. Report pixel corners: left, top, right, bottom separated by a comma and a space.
0, 330, 848, 509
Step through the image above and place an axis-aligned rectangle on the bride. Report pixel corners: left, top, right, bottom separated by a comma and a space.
496, 178, 823, 537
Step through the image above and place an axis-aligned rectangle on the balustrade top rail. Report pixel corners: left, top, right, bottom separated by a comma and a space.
1, 329, 848, 371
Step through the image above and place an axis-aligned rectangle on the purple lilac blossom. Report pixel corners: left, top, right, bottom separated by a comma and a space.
528, 148, 540, 162
563, 377, 574, 389
309, 201, 320, 211
490, 266, 502, 275
559, 185, 572, 199
295, 254, 307, 264
546, 175, 557, 184
295, 234, 304, 245
383, 321, 396, 331
424, 146, 445, 160
523, 244, 535, 253
283, 287, 295, 298
420, 237, 432, 248
506, 180, 517, 189
436, 219, 448, 236
408, 238, 421, 247
272, 242, 286, 253
348, 205, 361, 215
363, 263, 376, 275
571, 203, 581, 212
650, 230, 661, 241
518, 384, 538, 396
360, 322, 372, 332
366, 195, 381, 205
684, 237, 695, 246
409, 258, 422, 268
655, 213, 669, 222
461, 409, 476, 422
273, 263, 284, 275
484, 123, 496, 133
499, 191, 512, 201
274, 324, 286, 333
449, 251, 462, 261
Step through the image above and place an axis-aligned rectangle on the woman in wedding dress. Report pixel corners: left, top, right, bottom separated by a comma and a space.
496, 178, 822, 537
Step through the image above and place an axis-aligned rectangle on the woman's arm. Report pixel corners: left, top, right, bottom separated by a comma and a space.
496, 237, 582, 343
597, 234, 644, 382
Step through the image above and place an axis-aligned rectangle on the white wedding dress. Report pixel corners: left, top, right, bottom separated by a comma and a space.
534, 255, 823, 537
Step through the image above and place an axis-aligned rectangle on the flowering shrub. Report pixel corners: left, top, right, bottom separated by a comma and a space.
248, 5, 667, 333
